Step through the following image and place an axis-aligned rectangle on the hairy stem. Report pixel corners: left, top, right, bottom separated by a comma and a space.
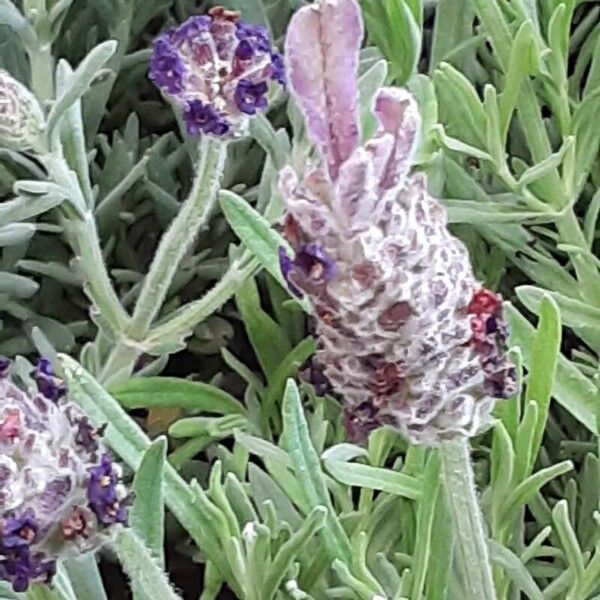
66, 213, 130, 334
130, 136, 227, 333
28, 44, 55, 103
440, 436, 497, 600
100, 136, 227, 382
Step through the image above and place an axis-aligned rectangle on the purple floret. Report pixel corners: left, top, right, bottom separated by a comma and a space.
183, 100, 230, 136
1, 509, 38, 549
234, 79, 268, 115
149, 37, 185, 95
87, 455, 128, 527
0, 548, 55, 593
32, 359, 66, 403
270, 52, 286, 85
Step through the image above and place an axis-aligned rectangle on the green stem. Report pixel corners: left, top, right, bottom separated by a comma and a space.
131, 136, 226, 333
28, 44, 55, 103
440, 437, 497, 600
144, 254, 259, 349
67, 213, 130, 333
100, 136, 227, 382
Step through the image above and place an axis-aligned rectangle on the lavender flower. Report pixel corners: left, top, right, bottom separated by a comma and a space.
0, 359, 129, 591
280, 0, 515, 445
0, 70, 44, 151
149, 7, 285, 137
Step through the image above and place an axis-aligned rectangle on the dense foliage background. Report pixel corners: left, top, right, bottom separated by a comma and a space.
2, 0, 600, 598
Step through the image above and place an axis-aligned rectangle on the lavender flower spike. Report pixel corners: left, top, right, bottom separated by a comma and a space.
149, 7, 285, 137
280, 0, 515, 445
0, 359, 129, 592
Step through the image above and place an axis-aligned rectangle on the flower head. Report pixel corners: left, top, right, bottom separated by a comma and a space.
0, 359, 129, 591
280, 0, 515, 445
0, 70, 44, 151
149, 7, 284, 137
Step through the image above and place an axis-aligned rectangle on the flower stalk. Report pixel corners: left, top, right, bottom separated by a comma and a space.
440, 437, 497, 600
99, 136, 227, 383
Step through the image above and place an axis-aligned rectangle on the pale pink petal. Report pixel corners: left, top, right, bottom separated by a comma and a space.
372, 87, 421, 190
334, 147, 377, 233
285, 0, 363, 180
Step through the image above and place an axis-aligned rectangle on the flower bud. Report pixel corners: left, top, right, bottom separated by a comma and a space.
0, 358, 130, 592
0, 70, 44, 151
279, 0, 515, 445
149, 7, 285, 138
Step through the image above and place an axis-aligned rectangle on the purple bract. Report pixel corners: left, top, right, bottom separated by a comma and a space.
149, 7, 284, 137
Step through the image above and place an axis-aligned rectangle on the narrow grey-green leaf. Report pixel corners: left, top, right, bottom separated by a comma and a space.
132, 437, 167, 568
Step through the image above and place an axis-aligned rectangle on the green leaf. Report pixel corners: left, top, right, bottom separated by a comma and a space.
63, 556, 108, 600
498, 20, 539, 140
235, 430, 292, 467
488, 541, 543, 600
0, 0, 37, 51
0, 271, 39, 298
109, 377, 246, 415
500, 461, 574, 522
219, 190, 309, 308
113, 529, 182, 600
264, 506, 327, 599
132, 437, 167, 569
409, 452, 441, 598
281, 379, 353, 563
47, 41, 117, 135
523, 294, 561, 472
0, 193, 65, 224
433, 62, 487, 149
0, 223, 35, 246
506, 304, 597, 433
169, 414, 249, 439
324, 459, 421, 500
430, 0, 473, 70
552, 500, 585, 578
248, 464, 303, 530
236, 276, 292, 379
517, 285, 600, 331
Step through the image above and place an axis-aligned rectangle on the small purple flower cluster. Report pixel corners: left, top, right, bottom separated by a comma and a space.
0, 359, 129, 592
149, 7, 284, 137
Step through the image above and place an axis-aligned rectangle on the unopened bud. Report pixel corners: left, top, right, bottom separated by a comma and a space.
0, 70, 44, 151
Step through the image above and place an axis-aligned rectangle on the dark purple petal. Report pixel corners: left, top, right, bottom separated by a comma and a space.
149, 37, 185, 95
32, 359, 66, 403
169, 15, 211, 46
183, 100, 230, 136
1, 508, 38, 548
295, 244, 337, 282
234, 79, 268, 115
235, 22, 271, 52
270, 52, 285, 86
235, 39, 254, 60
0, 547, 55, 592
87, 455, 128, 527
0, 357, 10, 378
